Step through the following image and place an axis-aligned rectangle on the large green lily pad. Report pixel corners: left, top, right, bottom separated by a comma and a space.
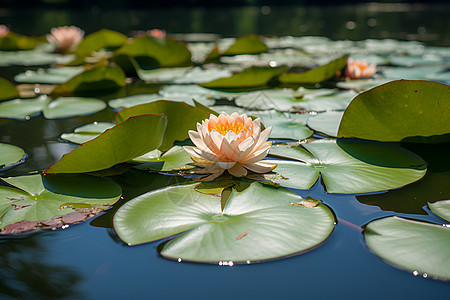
266, 139, 427, 193
46, 114, 167, 173
338, 80, 450, 143
364, 216, 450, 280
0, 95, 50, 120
75, 29, 128, 55
0, 143, 25, 169
113, 181, 335, 263
43, 97, 106, 119
222, 34, 268, 56
116, 100, 213, 151
306, 111, 344, 137
0, 174, 122, 233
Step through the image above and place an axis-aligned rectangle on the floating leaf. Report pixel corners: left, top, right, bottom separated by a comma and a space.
0, 95, 50, 120
199, 66, 286, 89
338, 80, 450, 143
137, 67, 191, 83
75, 29, 128, 54
109, 94, 163, 109
235, 88, 301, 111
14, 67, 84, 84
336, 79, 391, 91
0, 77, 20, 101
172, 67, 233, 84
0, 143, 25, 168
279, 55, 348, 84
222, 34, 268, 56
52, 65, 126, 96
61, 122, 115, 144
43, 97, 106, 119
114, 36, 192, 68
113, 181, 335, 263
132, 145, 194, 171
0, 174, 122, 233
0, 32, 39, 51
0, 49, 68, 67
306, 111, 344, 137
428, 200, 450, 222
116, 100, 212, 151
252, 110, 313, 140
267, 139, 427, 193
159, 84, 237, 105
382, 66, 446, 81
294, 90, 357, 112
46, 114, 167, 173
364, 216, 450, 280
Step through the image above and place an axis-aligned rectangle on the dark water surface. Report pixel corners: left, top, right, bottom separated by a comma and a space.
1, 3, 450, 300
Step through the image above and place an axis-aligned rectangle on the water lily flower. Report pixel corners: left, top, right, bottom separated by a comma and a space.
345, 58, 376, 79
184, 112, 277, 180
147, 29, 166, 39
0, 25, 10, 38
46, 25, 84, 53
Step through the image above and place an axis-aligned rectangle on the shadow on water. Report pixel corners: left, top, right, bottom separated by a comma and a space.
0, 232, 83, 299
356, 141, 450, 214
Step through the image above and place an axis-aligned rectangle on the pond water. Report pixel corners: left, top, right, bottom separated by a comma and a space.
1, 3, 450, 300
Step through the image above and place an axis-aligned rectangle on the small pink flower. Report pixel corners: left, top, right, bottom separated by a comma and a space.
147, 29, 166, 39
0, 25, 10, 38
184, 112, 277, 179
46, 26, 84, 53
345, 58, 376, 79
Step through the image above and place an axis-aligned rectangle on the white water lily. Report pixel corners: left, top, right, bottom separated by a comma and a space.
46, 26, 84, 53
184, 112, 277, 179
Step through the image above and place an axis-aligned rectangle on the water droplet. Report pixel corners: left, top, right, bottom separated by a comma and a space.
25, 116, 30, 120
177, 258, 182, 263
228, 261, 234, 267
246, 260, 251, 264
62, 225, 69, 229
346, 21, 356, 30
219, 261, 223, 266
423, 273, 428, 278
34, 87, 40, 93
269, 60, 277, 67
413, 271, 419, 276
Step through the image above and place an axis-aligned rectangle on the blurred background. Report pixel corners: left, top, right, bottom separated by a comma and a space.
0, 0, 449, 46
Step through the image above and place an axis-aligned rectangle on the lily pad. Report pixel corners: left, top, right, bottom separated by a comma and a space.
114, 36, 192, 68
428, 200, 450, 222
279, 55, 348, 84
338, 80, 450, 143
109, 94, 163, 109
0, 95, 50, 120
14, 67, 84, 84
306, 111, 344, 137
113, 181, 335, 263
172, 66, 233, 84
199, 66, 286, 89
52, 65, 126, 96
0, 77, 20, 101
132, 146, 194, 171
0, 143, 25, 169
43, 97, 106, 119
294, 90, 357, 112
61, 122, 115, 144
158, 84, 236, 105
46, 114, 167, 173
116, 100, 213, 151
0, 174, 122, 233
266, 139, 427, 193
0, 50, 68, 67
364, 216, 450, 280
235, 88, 301, 111
222, 34, 268, 56
252, 110, 313, 140
136, 67, 192, 83
382, 66, 446, 81
75, 29, 128, 55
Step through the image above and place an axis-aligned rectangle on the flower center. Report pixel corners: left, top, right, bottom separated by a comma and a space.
211, 121, 249, 136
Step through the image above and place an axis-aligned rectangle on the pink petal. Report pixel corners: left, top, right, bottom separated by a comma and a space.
188, 130, 209, 152
241, 142, 272, 164
252, 126, 272, 151
192, 147, 225, 162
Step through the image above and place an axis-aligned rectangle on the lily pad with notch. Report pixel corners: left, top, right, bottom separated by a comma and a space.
113, 181, 335, 263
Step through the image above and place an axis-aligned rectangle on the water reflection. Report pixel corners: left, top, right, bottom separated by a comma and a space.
0, 233, 83, 299
2, 3, 449, 46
